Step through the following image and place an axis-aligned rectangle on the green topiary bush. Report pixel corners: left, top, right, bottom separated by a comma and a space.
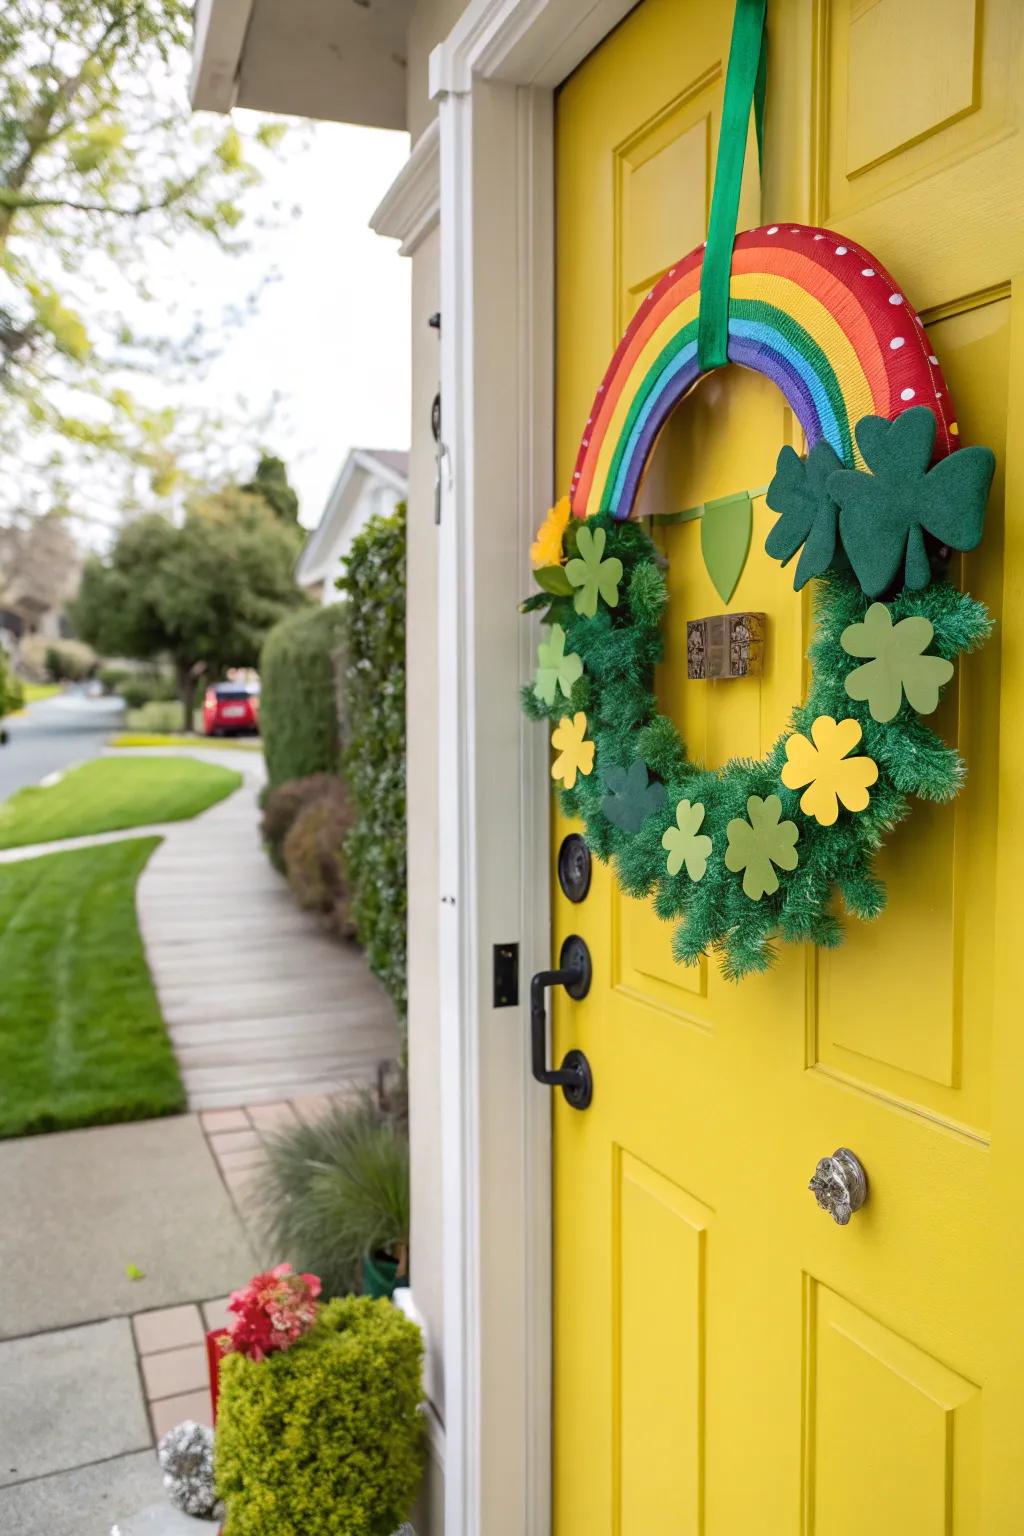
259, 604, 347, 789
337, 506, 406, 1020
215, 1295, 423, 1536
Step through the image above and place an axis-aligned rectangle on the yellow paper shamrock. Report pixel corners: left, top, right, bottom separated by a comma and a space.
551, 711, 595, 790
780, 715, 878, 826
530, 495, 572, 569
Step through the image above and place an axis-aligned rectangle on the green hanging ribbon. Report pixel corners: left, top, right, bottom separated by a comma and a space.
697, 0, 767, 372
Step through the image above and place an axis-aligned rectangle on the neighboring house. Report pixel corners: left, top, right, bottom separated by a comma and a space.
295, 447, 408, 604
0, 515, 81, 652
193, 5, 1024, 1535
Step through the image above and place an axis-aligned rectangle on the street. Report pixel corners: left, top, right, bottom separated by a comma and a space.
0, 690, 124, 802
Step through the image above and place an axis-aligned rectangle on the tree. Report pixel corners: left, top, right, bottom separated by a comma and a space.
72, 482, 306, 720
243, 453, 300, 525
0, 509, 81, 619
0, 1, 286, 523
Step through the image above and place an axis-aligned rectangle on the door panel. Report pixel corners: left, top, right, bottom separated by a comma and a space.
552, 1, 1024, 1531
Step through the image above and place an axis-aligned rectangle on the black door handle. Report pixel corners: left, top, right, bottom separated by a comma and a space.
530, 934, 593, 1110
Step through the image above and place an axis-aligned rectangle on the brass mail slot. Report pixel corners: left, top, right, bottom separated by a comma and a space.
686, 612, 766, 680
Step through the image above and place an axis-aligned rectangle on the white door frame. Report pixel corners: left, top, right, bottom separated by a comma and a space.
428, 4, 634, 1534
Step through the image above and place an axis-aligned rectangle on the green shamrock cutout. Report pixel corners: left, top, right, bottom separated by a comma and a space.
565, 524, 623, 617
662, 799, 712, 881
765, 440, 844, 590
829, 408, 994, 598
840, 602, 954, 723
534, 623, 583, 706
724, 793, 800, 900
601, 759, 667, 833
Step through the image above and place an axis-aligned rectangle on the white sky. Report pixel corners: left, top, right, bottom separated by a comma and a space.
204, 116, 413, 529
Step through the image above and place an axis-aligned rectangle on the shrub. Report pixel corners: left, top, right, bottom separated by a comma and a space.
0, 650, 20, 720
120, 674, 177, 709
98, 665, 132, 695
125, 700, 186, 733
260, 773, 342, 874
215, 1295, 423, 1536
337, 506, 406, 1019
259, 604, 347, 789
257, 1096, 410, 1299
282, 782, 355, 934
18, 634, 96, 682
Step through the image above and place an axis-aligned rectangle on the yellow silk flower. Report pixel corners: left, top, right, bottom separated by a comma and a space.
781, 715, 878, 826
530, 495, 572, 568
551, 711, 595, 790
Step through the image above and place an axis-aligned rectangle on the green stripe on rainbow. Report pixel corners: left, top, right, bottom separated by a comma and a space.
570, 225, 958, 521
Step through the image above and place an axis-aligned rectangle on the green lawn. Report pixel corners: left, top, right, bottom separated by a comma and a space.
0, 838, 184, 1138
0, 755, 242, 849
22, 681, 62, 704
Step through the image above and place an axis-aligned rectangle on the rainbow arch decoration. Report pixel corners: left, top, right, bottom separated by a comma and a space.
570, 224, 959, 522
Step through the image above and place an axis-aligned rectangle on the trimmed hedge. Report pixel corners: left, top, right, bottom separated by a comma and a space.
337, 505, 407, 1020
259, 604, 347, 789
215, 1295, 423, 1536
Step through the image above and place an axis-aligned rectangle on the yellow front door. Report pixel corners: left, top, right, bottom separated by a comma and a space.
552, 2, 1024, 1530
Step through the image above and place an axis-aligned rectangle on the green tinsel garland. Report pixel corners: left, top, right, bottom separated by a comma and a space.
522, 511, 991, 980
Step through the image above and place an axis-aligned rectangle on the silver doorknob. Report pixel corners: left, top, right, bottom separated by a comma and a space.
808, 1147, 868, 1226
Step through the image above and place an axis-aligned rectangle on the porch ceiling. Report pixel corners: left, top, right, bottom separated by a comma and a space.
191, 0, 412, 128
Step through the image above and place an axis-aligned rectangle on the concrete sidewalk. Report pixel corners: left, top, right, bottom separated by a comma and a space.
0, 745, 402, 1530
0, 1115, 252, 1534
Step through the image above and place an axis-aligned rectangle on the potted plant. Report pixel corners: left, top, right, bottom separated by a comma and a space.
259, 1095, 410, 1300
215, 1268, 423, 1535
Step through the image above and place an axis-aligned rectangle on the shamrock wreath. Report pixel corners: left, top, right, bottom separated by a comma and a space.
522, 227, 995, 980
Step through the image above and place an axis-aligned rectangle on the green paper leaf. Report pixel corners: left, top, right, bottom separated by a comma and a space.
701, 492, 752, 604
601, 759, 667, 833
534, 623, 583, 705
724, 793, 800, 900
764, 441, 844, 590
125, 1263, 145, 1281
829, 408, 995, 598
662, 798, 712, 880
533, 564, 573, 596
841, 602, 954, 722
565, 524, 623, 617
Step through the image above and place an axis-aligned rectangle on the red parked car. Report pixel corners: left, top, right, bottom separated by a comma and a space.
203, 680, 260, 737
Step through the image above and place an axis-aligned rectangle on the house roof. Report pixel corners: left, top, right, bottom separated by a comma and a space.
190, 0, 413, 127
295, 446, 408, 587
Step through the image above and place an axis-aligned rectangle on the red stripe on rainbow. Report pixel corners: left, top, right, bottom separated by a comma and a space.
569, 225, 956, 520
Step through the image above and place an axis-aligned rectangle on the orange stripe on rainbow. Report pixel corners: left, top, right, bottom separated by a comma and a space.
569, 225, 956, 521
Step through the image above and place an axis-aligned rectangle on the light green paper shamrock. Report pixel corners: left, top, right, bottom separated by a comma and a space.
662, 798, 712, 880
534, 623, 583, 705
565, 524, 623, 617
841, 602, 954, 723
724, 793, 800, 900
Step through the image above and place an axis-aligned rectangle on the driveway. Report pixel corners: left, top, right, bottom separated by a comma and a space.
0, 690, 124, 801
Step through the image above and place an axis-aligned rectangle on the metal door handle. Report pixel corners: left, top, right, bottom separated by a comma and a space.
530, 934, 593, 1110
809, 1147, 868, 1225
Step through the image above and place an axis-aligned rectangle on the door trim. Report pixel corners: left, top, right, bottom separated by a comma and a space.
428, 5, 635, 1535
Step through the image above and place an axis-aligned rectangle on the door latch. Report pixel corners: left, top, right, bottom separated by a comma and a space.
529, 935, 593, 1110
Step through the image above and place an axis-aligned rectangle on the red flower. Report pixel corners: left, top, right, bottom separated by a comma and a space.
221, 1264, 322, 1361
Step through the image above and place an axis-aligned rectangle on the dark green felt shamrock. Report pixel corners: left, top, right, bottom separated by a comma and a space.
765, 440, 844, 590
601, 759, 667, 833
828, 408, 994, 598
